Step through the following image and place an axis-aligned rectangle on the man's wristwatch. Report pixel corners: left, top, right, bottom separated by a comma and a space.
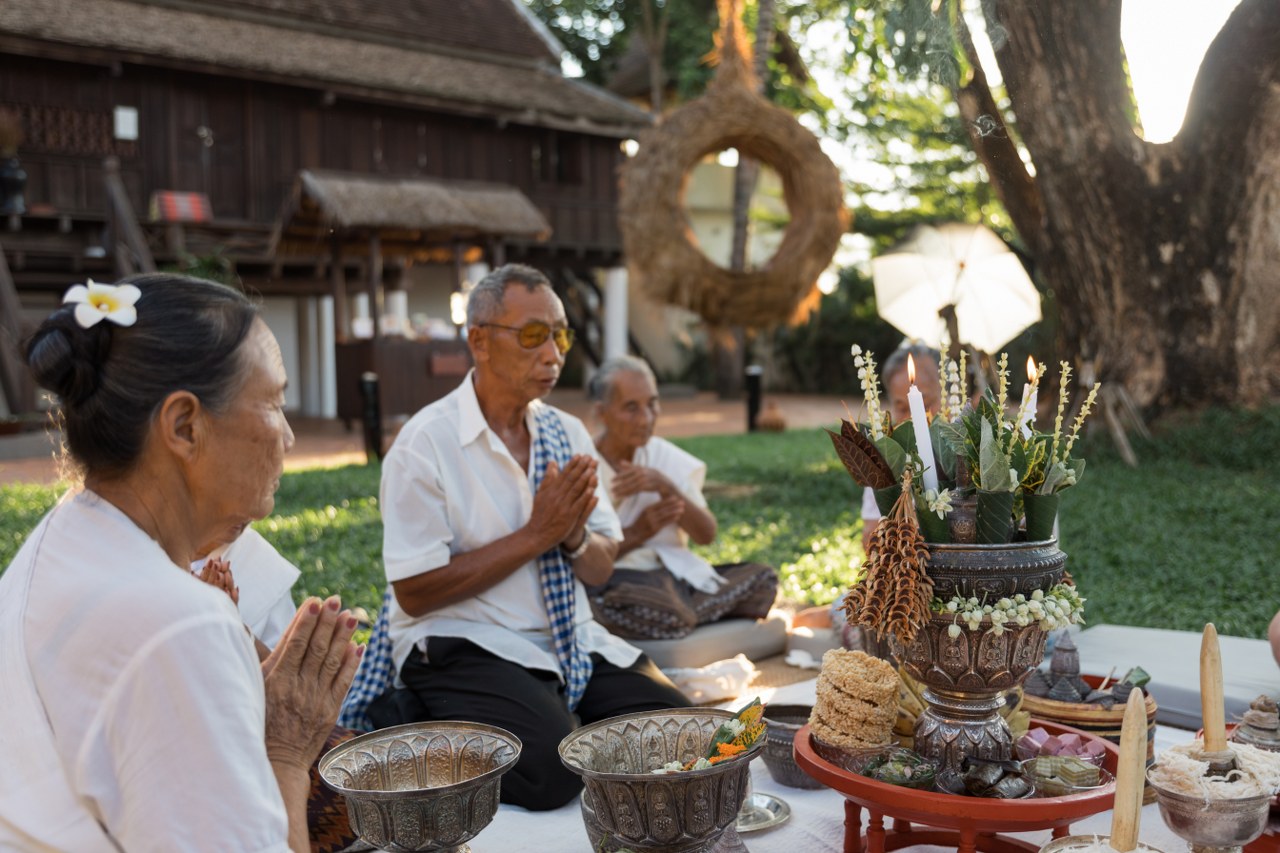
561, 532, 591, 560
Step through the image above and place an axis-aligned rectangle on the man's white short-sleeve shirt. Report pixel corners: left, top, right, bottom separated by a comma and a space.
381, 373, 638, 680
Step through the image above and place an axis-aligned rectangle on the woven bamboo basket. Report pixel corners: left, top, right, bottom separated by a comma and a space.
1023, 673, 1159, 804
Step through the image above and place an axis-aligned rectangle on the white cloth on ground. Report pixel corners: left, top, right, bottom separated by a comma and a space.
380, 372, 635, 685
192, 527, 299, 648
661, 654, 757, 703
0, 490, 289, 852
600, 436, 726, 594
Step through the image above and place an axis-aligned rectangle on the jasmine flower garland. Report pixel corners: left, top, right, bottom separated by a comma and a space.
933, 584, 1086, 638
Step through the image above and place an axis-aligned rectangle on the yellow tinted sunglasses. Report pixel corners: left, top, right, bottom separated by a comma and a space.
481, 322, 574, 354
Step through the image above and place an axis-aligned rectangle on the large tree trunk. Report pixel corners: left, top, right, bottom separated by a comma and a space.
964, 0, 1280, 408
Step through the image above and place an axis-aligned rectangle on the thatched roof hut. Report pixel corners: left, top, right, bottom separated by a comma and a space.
271, 170, 551, 260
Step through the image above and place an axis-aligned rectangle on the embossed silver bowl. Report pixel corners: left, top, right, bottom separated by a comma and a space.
559, 708, 763, 853
320, 721, 521, 853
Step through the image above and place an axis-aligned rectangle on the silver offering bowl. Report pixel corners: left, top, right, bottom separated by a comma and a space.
559, 708, 763, 853
760, 704, 823, 790
1146, 766, 1272, 853
320, 721, 521, 852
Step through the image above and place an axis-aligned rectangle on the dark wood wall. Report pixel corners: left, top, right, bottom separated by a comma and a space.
0, 52, 626, 255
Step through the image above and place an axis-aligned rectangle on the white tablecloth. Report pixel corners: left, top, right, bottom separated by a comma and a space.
479, 678, 1198, 852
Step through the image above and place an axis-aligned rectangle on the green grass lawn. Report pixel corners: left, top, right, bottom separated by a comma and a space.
3, 406, 1278, 638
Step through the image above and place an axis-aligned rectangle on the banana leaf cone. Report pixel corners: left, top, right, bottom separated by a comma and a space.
1022, 491, 1061, 542
873, 484, 902, 516
976, 489, 1016, 544
916, 502, 950, 543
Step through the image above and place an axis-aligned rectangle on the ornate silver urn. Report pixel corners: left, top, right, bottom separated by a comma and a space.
890, 539, 1067, 783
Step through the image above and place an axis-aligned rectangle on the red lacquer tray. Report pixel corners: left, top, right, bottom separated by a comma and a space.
794, 720, 1121, 853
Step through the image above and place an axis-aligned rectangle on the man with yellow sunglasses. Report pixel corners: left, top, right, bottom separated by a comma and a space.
373, 263, 689, 811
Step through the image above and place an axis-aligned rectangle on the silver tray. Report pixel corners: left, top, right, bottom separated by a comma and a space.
736, 793, 791, 833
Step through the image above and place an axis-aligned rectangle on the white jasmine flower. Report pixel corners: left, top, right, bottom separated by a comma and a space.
947, 624, 962, 639
62, 280, 142, 329
854, 355, 865, 367
850, 344, 862, 357
924, 488, 953, 519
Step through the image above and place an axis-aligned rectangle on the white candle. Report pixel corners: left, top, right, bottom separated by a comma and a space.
906, 355, 940, 493
1019, 357, 1039, 439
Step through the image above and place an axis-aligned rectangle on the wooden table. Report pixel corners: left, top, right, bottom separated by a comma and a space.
793, 721, 1121, 853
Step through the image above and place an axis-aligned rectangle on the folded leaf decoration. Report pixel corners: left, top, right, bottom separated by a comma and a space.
827, 421, 896, 489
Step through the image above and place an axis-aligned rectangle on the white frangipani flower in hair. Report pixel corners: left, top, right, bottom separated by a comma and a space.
62, 280, 142, 329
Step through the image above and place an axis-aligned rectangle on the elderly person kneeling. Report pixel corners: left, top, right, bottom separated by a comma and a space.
586, 355, 778, 640
0, 274, 360, 852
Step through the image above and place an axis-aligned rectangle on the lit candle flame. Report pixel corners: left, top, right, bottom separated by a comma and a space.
907, 353, 916, 385
1026, 356, 1038, 383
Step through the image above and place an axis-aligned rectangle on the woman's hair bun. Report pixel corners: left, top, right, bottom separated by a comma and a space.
25, 311, 109, 406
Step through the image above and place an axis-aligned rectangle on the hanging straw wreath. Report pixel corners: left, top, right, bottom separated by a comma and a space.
618, 0, 850, 328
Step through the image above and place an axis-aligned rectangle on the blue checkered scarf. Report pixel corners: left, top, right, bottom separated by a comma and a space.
339, 404, 592, 729
338, 586, 394, 731
531, 404, 594, 710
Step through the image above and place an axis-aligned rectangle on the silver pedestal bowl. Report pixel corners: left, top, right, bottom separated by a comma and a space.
320, 721, 521, 853
559, 708, 763, 853
1146, 767, 1272, 853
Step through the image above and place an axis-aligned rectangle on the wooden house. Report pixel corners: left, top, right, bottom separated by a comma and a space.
0, 0, 650, 421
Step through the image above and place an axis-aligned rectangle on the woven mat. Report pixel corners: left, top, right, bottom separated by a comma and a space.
748, 653, 818, 691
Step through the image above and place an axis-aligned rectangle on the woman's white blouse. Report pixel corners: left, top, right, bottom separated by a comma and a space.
0, 490, 289, 852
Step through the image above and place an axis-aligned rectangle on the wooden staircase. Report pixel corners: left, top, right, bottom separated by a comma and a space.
0, 157, 158, 417
550, 266, 655, 376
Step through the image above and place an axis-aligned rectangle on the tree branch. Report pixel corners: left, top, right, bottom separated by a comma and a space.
952, 4, 1045, 255
1178, 0, 1280, 163
988, 1, 1136, 165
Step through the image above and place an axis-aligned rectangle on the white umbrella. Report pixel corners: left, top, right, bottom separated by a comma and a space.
871, 222, 1042, 353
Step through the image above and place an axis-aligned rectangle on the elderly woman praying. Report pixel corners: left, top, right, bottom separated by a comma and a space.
0, 273, 360, 852
585, 355, 778, 640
